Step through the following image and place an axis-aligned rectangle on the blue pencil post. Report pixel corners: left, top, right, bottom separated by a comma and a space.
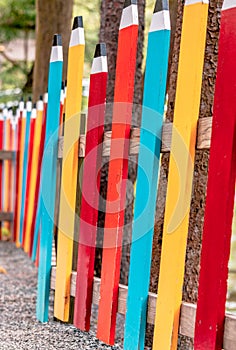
124, 1, 171, 349
19, 98, 32, 244
36, 34, 63, 322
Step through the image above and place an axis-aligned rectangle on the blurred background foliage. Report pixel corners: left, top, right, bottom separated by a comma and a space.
0, 0, 154, 104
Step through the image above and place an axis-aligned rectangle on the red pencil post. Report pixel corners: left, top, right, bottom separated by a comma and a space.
74, 43, 108, 331
97, 0, 139, 344
22, 104, 37, 248
13, 100, 24, 242
0, 110, 4, 240
194, 2, 236, 349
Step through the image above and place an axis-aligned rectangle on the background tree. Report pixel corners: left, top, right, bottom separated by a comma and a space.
0, 0, 35, 97
33, 0, 74, 101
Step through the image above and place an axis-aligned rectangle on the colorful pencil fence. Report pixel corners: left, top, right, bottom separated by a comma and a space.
0, 0, 236, 349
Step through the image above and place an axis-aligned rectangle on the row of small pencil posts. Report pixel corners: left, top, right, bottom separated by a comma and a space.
1, 0, 236, 349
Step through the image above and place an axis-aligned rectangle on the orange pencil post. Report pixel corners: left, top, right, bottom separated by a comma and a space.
31, 93, 48, 259
23, 98, 44, 254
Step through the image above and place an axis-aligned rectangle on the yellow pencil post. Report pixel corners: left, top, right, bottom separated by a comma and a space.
54, 16, 85, 321
153, 1, 209, 349
3, 113, 11, 235
24, 99, 43, 254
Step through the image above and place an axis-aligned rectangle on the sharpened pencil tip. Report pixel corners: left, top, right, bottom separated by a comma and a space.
61, 81, 65, 90
28, 96, 32, 102
33, 103, 37, 109
72, 16, 83, 30
40, 95, 43, 101
154, 0, 169, 12
94, 43, 107, 58
52, 34, 62, 47
124, 0, 137, 8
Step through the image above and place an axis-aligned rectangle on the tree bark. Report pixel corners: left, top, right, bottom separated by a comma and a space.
149, 0, 224, 348
33, 0, 73, 101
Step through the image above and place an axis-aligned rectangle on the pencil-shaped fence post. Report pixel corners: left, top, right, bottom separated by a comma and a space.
10, 112, 18, 225
97, 0, 139, 345
31, 93, 48, 260
3, 110, 11, 233
15, 105, 26, 247
0, 110, 4, 239
124, 1, 170, 349
24, 98, 44, 254
54, 17, 85, 322
13, 100, 23, 242
194, 1, 236, 349
36, 34, 63, 322
74, 43, 108, 331
153, 1, 209, 349
22, 103, 37, 248
19, 97, 32, 245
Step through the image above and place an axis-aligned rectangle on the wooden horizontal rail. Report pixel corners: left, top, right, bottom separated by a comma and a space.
0, 150, 15, 161
0, 212, 13, 221
50, 266, 236, 349
58, 116, 213, 159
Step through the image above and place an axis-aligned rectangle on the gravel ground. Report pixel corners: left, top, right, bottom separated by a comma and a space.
0, 241, 124, 350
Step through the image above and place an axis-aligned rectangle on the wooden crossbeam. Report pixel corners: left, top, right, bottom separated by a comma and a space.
0, 212, 13, 222
57, 116, 212, 159
0, 150, 15, 161
50, 267, 236, 350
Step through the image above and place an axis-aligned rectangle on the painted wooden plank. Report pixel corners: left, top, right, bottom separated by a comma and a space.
23, 99, 44, 254
73, 43, 108, 331
9, 111, 16, 233
1, 109, 7, 224
36, 34, 63, 322
31, 93, 47, 260
152, 1, 209, 349
97, 0, 139, 345
54, 17, 85, 322
19, 98, 32, 245
2, 112, 12, 235
0, 113, 4, 240
22, 104, 37, 248
9, 113, 17, 236
124, 2, 171, 349
15, 105, 26, 247
194, 2, 236, 349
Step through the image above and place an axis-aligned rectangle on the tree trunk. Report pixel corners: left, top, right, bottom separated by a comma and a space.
97, 0, 145, 285
33, 0, 73, 101
149, 0, 224, 348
